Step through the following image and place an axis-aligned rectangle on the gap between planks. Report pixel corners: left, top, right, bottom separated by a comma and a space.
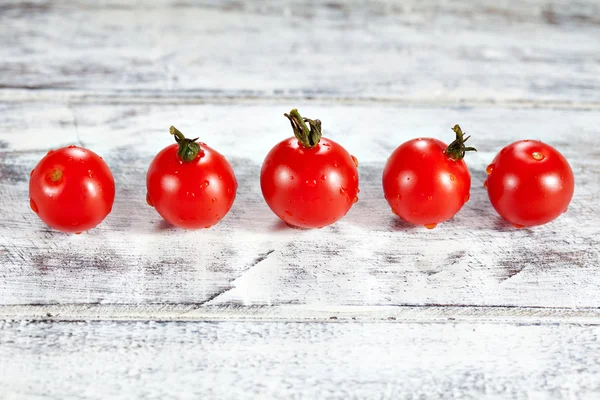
2, 89, 600, 111
2, 304, 600, 325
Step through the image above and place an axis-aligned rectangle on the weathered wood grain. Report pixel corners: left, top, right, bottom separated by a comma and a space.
2, 1, 600, 398
4, 304, 600, 325
1, 101, 598, 317
1, 320, 600, 399
1, 0, 599, 104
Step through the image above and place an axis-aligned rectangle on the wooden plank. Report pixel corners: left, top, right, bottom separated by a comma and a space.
3, 304, 600, 325
1, 320, 600, 399
1, 101, 598, 316
1, 0, 599, 104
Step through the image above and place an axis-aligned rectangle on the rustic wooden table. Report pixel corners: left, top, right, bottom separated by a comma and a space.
1, 0, 600, 398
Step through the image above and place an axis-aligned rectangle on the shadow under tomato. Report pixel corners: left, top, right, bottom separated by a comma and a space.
155, 219, 176, 232
268, 219, 313, 232
493, 217, 530, 233
390, 217, 421, 231
269, 219, 290, 232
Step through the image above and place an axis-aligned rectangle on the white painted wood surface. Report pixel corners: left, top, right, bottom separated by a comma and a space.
2, 320, 600, 400
1, 0, 600, 398
1, 0, 600, 104
1, 102, 599, 313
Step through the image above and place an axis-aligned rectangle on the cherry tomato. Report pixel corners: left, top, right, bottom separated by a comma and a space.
260, 109, 359, 229
29, 145, 115, 233
485, 140, 574, 228
382, 125, 475, 229
146, 126, 237, 229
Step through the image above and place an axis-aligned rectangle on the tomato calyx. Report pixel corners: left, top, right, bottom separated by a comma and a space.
284, 108, 322, 148
444, 124, 476, 161
49, 169, 63, 182
170, 126, 202, 162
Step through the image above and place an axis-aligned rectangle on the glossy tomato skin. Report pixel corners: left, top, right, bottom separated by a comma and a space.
260, 137, 359, 229
29, 146, 115, 233
486, 140, 574, 227
382, 138, 471, 227
146, 143, 237, 229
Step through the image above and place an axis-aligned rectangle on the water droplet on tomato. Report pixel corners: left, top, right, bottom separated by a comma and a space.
483, 180, 488, 189
30, 169, 34, 177
464, 193, 470, 203
391, 208, 398, 216
322, 142, 330, 147
146, 193, 154, 207
218, 175, 223, 180
352, 175, 357, 181
227, 188, 232, 194
334, 162, 338, 167
200, 180, 209, 189
513, 223, 525, 229
351, 155, 359, 167
532, 152, 544, 161
353, 196, 359, 203
357, 188, 360, 194
306, 179, 317, 187
321, 175, 327, 181
523, 140, 529, 142
424, 223, 437, 229
68, 145, 76, 148
75, 232, 82, 235
212, 198, 217, 203
285, 210, 293, 216
486, 164, 494, 175
30, 198, 39, 213
204, 225, 212, 229
340, 187, 347, 195
290, 175, 294, 180
450, 174, 455, 181
427, 195, 433, 200
87, 169, 93, 177
72, 221, 79, 226
564, 207, 568, 213
47, 150, 54, 155
397, 194, 402, 200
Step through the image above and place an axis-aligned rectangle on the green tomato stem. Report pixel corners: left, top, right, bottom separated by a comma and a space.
170, 126, 201, 162
284, 109, 322, 148
444, 124, 476, 161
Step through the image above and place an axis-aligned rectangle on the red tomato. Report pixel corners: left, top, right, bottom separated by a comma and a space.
146, 126, 237, 229
485, 140, 574, 228
260, 109, 359, 228
382, 125, 475, 228
29, 145, 115, 233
